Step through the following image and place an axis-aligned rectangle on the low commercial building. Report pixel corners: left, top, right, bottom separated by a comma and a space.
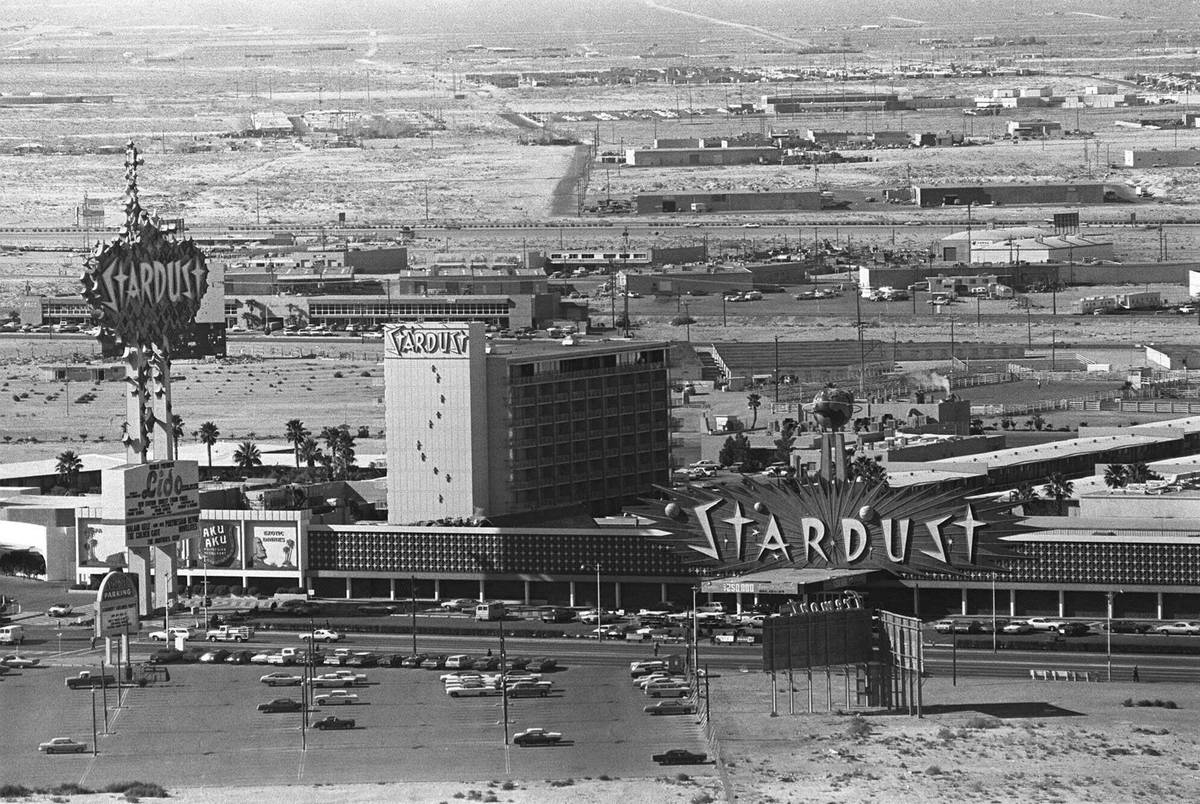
1006, 119, 1064, 138
619, 268, 753, 296
636, 190, 822, 214
624, 146, 779, 167
1124, 148, 1200, 168
913, 183, 1109, 208
940, 228, 1114, 264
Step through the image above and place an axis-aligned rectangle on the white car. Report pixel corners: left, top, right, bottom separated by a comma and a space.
447, 684, 501, 697
38, 737, 87, 754
46, 604, 73, 618
300, 629, 343, 642
249, 652, 274, 664
1154, 621, 1200, 636
1026, 617, 1065, 631
328, 669, 368, 684
1, 654, 40, 668
149, 627, 194, 642
1001, 620, 1034, 634
259, 672, 302, 686
314, 690, 358, 705
440, 598, 477, 611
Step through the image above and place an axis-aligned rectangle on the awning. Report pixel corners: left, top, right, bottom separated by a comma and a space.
700, 567, 882, 596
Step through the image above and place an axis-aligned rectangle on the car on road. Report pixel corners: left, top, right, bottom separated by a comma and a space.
257, 698, 303, 713
1154, 621, 1200, 636
1001, 620, 1034, 634
38, 737, 87, 754
46, 604, 73, 618
539, 607, 576, 623
440, 598, 477, 611
512, 727, 563, 746
644, 700, 697, 715
653, 749, 707, 765
1026, 617, 1065, 632
149, 627, 195, 642
741, 222, 761, 228
1, 654, 40, 668
1057, 622, 1091, 637
260, 672, 302, 686
313, 716, 355, 730
300, 629, 343, 642
314, 690, 358, 705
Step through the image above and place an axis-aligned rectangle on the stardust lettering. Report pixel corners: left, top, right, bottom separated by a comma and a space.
98, 257, 198, 310
691, 504, 986, 568
393, 328, 469, 356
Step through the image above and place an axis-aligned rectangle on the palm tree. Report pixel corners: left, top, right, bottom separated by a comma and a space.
1012, 481, 1039, 503
850, 455, 889, 488
297, 435, 322, 469
284, 419, 309, 467
198, 422, 220, 469
1045, 472, 1074, 515
55, 450, 83, 491
746, 393, 762, 430
233, 440, 262, 472
171, 414, 184, 453
1103, 463, 1129, 489
320, 425, 356, 480
1125, 462, 1159, 484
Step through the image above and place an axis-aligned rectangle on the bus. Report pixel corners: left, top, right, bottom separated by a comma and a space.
475, 602, 507, 621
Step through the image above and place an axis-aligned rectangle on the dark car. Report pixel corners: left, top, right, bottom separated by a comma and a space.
539, 607, 576, 623
528, 657, 558, 672
258, 698, 303, 713
653, 749, 708, 765
506, 656, 531, 670
420, 655, 447, 670
225, 650, 253, 664
313, 715, 355, 730
400, 654, 427, 668
1057, 622, 1091, 637
1108, 620, 1152, 635
148, 649, 184, 664
355, 605, 398, 616
383, 654, 406, 668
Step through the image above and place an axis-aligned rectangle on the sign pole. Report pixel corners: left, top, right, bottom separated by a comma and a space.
99, 656, 110, 734
91, 683, 99, 756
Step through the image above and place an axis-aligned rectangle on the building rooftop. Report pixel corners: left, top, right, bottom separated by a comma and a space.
483, 337, 669, 362
922, 432, 1165, 472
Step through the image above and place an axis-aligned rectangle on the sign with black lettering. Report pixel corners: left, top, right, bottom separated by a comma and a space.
101, 460, 201, 547
96, 570, 140, 637
384, 323, 470, 358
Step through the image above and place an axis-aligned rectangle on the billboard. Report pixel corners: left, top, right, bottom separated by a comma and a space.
78, 520, 129, 569
246, 524, 299, 569
96, 570, 140, 637
761, 608, 873, 672
197, 521, 241, 569
100, 460, 201, 548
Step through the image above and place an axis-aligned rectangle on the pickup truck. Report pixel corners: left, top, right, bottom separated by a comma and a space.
65, 671, 116, 690
206, 625, 254, 642
266, 647, 303, 665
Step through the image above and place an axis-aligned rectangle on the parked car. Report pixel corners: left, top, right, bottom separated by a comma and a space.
46, 604, 73, 618
1154, 621, 1200, 636
225, 650, 253, 664
512, 727, 562, 746
259, 672, 302, 686
314, 690, 358, 705
1106, 620, 1152, 635
645, 700, 697, 715
933, 619, 981, 634
653, 749, 707, 765
257, 698, 303, 713
440, 598, 477, 611
38, 737, 87, 754
400, 654, 427, 668
312, 716, 355, 730
199, 649, 231, 663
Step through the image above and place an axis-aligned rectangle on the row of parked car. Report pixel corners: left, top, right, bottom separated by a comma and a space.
933, 617, 1200, 636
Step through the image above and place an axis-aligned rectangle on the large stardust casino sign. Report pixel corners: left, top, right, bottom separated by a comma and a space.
638, 478, 1034, 576
385, 323, 470, 358
81, 222, 208, 347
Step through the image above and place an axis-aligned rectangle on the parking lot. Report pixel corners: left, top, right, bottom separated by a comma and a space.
0, 656, 712, 789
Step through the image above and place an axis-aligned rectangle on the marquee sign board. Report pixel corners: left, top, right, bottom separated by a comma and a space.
82, 226, 208, 349
95, 570, 140, 637
761, 608, 873, 672
634, 478, 1032, 578
100, 460, 201, 548
384, 323, 470, 359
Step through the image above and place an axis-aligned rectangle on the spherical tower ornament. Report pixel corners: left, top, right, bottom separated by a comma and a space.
808, 384, 856, 431
664, 502, 682, 520
753, 502, 768, 514
858, 504, 875, 522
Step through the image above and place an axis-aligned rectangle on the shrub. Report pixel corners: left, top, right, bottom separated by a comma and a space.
675, 773, 690, 782
846, 714, 872, 739
925, 765, 943, 776
0, 784, 31, 797
1105, 747, 1132, 756
1137, 699, 1154, 707
500, 781, 515, 791
692, 795, 715, 804
1153, 699, 1165, 708
937, 727, 955, 741
333, 371, 344, 378
1165, 700, 1179, 709
965, 716, 1001, 730
1122, 698, 1134, 708
49, 783, 92, 795
211, 585, 230, 597
231, 586, 246, 596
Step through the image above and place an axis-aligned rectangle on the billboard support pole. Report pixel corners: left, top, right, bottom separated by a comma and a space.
769, 671, 777, 717
787, 667, 794, 715
90, 683, 99, 756
99, 657, 110, 733
807, 668, 813, 713
825, 666, 832, 713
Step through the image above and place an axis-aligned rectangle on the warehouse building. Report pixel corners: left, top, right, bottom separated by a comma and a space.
636, 190, 822, 214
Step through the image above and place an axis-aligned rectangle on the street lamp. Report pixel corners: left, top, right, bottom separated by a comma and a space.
581, 562, 602, 622
1106, 590, 1121, 682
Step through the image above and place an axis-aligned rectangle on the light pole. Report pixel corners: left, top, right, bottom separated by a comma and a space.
691, 585, 700, 674
498, 618, 510, 746
991, 572, 997, 654
410, 575, 418, 656
1106, 590, 1117, 682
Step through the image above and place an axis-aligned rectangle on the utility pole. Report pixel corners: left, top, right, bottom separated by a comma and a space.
855, 286, 865, 395
774, 335, 780, 403
410, 575, 418, 656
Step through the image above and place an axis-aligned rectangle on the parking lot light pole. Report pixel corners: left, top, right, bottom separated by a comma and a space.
410, 575, 418, 656
991, 572, 998, 654
498, 618, 509, 746
691, 586, 700, 674
1106, 591, 1115, 682
90, 683, 99, 756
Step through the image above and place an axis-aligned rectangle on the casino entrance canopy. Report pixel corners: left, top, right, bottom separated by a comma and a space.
699, 567, 885, 596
